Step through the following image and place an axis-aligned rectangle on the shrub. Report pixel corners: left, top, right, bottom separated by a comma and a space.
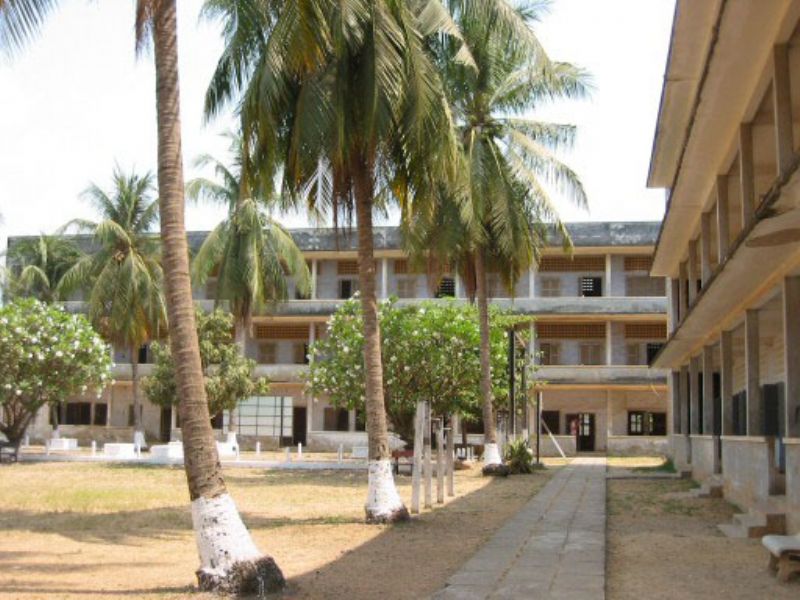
504, 438, 535, 474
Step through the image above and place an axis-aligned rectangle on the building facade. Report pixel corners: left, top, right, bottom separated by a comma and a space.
648, 1, 800, 533
12, 221, 669, 456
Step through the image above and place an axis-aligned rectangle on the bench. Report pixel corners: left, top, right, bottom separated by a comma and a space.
764, 534, 800, 582
391, 449, 414, 475
0, 441, 18, 464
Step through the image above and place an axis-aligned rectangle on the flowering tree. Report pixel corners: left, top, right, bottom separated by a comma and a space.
308, 298, 529, 442
144, 308, 269, 421
0, 298, 112, 448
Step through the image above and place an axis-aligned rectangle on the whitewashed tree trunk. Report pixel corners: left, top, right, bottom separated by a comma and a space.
364, 459, 406, 522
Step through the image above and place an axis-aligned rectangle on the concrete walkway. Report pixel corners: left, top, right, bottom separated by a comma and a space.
434, 457, 607, 600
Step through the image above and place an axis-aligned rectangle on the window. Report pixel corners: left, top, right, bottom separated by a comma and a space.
579, 343, 605, 365
293, 343, 309, 365
626, 275, 665, 297
539, 277, 561, 297
435, 277, 455, 298
540, 410, 560, 434
626, 343, 642, 366
237, 396, 293, 437
651, 412, 667, 436
258, 342, 277, 364
646, 343, 664, 364
323, 407, 350, 432
628, 411, 645, 435
579, 276, 603, 297
65, 402, 91, 425
93, 403, 107, 426
339, 278, 359, 299
396, 278, 416, 298
539, 342, 560, 366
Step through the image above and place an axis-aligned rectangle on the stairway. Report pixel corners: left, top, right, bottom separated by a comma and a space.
718, 497, 787, 539
690, 476, 724, 498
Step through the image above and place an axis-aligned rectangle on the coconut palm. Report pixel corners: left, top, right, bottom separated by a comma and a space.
2, 234, 80, 302
188, 133, 311, 433
58, 169, 167, 446
2, 0, 279, 592
409, 0, 589, 473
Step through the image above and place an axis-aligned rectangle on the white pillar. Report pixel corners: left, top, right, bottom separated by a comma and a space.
669, 278, 680, 334
606, 321, 613, 366
381, 258, 389, 299
687, 240, 698, 305
679, 364, 689, 437
700, 212, 712, 285
106, 387, 113, 427
311, 259, 318, 299
716, 176, 730, 261
604, 254, 612, 297
745, 309, 761, 435
689, 355, 700, 435
702, 345, 714, 435
455, 273, 463, 298
739, 123, 755, 229
670, 371, 681, 435
679, 261, 688, 321
170, 404, 177, 432
606, 390, 613, 440
720, 330, 733, 436
528, 264, 536, 298
773, 44, 794, 177
783, 277, 800, 438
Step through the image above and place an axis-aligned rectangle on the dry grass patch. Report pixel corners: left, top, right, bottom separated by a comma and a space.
0, 461, 553, 599
607, 478, 799, 599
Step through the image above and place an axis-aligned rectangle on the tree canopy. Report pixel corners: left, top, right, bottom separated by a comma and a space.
0, 298, 111, 446
144, 308, 269, 419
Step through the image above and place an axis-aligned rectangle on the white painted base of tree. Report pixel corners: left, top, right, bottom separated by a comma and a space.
192, 493, 284, 594
364, 459, 410, 523
481, 443, 509, 477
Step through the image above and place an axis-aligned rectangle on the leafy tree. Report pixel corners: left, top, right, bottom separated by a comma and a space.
411, 1, 588, 472
0, 0, 57, 55
58, 168, 167, 443
309, 298, 529, 442
0, 298, 111, 449
2, 234, 80, 302
144, 308, 269, 421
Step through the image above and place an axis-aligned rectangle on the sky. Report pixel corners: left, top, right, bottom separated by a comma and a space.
0, 0, 676, 248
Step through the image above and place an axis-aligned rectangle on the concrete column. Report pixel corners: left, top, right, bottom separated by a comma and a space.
688, 241, 698, 305
783, 277, 800, 437
170, 405, 177, 432
348, 409, 356, 432
455, 273, 463, 298
773, 44, 795, 177
700, 212, 712, 285
606, 321, 613, 366
720, 330, 734, 436
311, 259, 318, 299
528, 265, 536, 298
679, 364, 690, 436
716, 176, 730, 261
739, 123, 755, 228
689, 355, 700, 435
669, 278, 680, 334
381, 258, 388, 299
604, 254, 612, 297
745, 309, 761, 435
679, 262, 688, 321
90, 400, 96, 427
671, 371, 681, 434
606, 390, 613, 439
306, 393, 314, 435
702, 345, 714, 435
106, 387, 113, 427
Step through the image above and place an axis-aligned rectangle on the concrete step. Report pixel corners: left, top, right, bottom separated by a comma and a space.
720, 509, 786, 539
718, 523, 749, 539
690, 478, 724, 499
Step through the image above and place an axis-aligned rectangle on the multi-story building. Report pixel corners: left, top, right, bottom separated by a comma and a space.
648, 0, 800, 533
12, 221, 669, 456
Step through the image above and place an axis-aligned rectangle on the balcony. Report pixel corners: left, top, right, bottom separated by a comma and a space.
532, 365, 668, 387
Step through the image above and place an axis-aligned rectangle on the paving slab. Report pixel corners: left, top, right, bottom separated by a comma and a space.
433, 457, 606, 600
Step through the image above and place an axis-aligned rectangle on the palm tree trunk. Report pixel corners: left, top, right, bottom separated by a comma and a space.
131, 345, 144, 449
353, 161, 408, 524
151, 1, 283, 593
474, 251, 504, 474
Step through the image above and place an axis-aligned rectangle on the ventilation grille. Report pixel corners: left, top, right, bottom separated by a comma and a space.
624, 323, 666, 339
624, 255, 653, 272
394, 259, 409, 274
539, 256, 605, 272
536, 322, 606, 339
337, 260, 359, 275
255, 324, 310, 340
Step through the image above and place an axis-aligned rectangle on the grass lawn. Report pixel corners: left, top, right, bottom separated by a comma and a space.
0, 461, 553, 599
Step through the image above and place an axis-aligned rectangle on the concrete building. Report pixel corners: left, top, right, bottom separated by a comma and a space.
648, 0, 800, 534
11, 221, 668, 456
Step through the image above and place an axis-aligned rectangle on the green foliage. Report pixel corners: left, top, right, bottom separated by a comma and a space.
504, 438, 535, 474
2, 234, 80, 303
144, 308, 269, 418
0, 298, 111, 445
308, 298, 530, 441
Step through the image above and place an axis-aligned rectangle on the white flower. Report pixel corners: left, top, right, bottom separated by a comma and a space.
15, 389, 22, 396
55, 351, 63, 358
3, 384, 11, 390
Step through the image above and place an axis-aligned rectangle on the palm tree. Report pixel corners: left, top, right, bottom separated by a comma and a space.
2, 234, 79, 302
2, 1, 280, 593
59, 168, 167, 447
188, 132, 311, 434
412, 1, 589, 473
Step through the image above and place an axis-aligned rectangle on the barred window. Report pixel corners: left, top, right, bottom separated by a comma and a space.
539, 277, 561, 297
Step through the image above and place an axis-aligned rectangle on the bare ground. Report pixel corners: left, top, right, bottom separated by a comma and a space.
0, 461, 552, 599
607, 476, 799, 599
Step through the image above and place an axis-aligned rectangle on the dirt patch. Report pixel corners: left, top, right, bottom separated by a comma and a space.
0, 462, 552, 599
607, 478, 799, 599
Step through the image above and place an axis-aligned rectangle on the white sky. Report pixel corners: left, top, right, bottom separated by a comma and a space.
0, 0, 676, 248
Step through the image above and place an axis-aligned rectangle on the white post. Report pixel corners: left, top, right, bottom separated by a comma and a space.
284, 447, 290, 462
91, 440, 97, 456
455, 273, 463, 298
337, 443, 344, 463
605, 254, 612, 296
311, 259, 318, 299
606, 321, 613, 366
423, 402, 432, 509
528, 264, 536, 298
436, 419, 444, 504
381, 258, 389, 299
297, 442, 302, 458
411, 403, 424, 514
446, 426, 454, 497
170, 406, 177, 439
255, 441, 261, 456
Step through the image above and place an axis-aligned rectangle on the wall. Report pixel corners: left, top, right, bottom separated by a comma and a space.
720, 436, 773, 509
785, 439, 800, 534
607, 435, 669, 456
690, 435, 717, 480
539, 434, 577, 457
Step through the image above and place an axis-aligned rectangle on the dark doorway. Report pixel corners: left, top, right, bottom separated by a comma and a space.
567, 412, 595, 452
160, 407, 172, 442
293, 406, 307, 446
